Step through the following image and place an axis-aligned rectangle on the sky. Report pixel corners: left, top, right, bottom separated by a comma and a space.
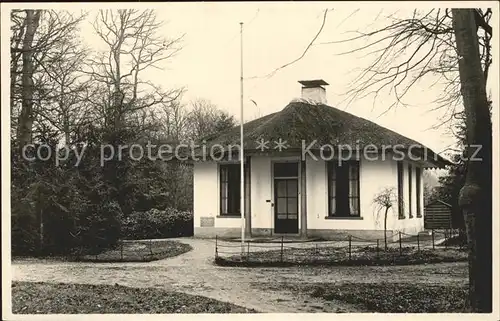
5, 2, 498, 156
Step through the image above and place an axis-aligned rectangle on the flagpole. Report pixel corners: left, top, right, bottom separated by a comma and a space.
239, 22, 245, 255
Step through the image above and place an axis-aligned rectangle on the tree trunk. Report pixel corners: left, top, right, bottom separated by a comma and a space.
17, 10, 41, 150
10, 15, 26, 119
384, 207, 389, 250
452, 9, 492, 313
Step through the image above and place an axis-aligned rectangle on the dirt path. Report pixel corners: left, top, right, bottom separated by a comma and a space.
11, 238, 468, 313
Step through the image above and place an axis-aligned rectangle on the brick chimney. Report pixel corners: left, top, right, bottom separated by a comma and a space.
298, 79, 329, 104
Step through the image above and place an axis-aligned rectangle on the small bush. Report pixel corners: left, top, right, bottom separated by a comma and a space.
11, 211, 39, 256
122, 207, 193, 240
73, 201, 123, 255
442, 233, 467, 247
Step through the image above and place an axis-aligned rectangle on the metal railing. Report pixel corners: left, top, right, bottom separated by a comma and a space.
214, 229, 464, 265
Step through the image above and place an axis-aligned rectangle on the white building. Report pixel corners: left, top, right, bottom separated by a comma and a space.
192, 80, 448, 240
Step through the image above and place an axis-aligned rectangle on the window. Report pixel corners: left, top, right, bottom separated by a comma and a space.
328, 161, 360, 217
408, 164, 413, 218
397, 161, 405, 219
416, 167, 422, 217
274, 162, 299, 178
220, 164, 241, 216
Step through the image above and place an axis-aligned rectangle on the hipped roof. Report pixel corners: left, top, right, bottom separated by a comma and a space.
200, 101, 449, 168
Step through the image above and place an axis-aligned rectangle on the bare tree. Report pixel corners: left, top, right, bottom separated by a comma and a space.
327, 9, 492, 127
327, 8, 492, 312
10, 10, 27, 120
186, 98, 237, 141
452, 8, 492, 312
11, 10, 87, 147
157, 98, 190, 142
373, 187, 398, 250
86, 9, 184, 130
34, 31, 90, 145
14, 10, 41, 150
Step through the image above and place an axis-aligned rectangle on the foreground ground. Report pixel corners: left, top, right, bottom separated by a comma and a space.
258, 282, 468, 312
11, 238, 468, 313
12, 282, 255, 313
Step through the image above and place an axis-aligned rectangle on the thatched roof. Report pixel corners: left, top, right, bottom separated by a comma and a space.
201, 100, 449, 168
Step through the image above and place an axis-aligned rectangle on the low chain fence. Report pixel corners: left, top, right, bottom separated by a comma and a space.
214, 229, 467, 266
73, 239, 181, 262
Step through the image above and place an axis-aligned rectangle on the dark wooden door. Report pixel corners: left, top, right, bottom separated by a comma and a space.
274, 178, 299, 234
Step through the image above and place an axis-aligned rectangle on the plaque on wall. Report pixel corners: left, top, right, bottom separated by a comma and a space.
200, 217, 215, 227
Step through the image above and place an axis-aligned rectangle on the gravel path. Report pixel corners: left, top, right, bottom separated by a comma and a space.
11, 238, 468, 313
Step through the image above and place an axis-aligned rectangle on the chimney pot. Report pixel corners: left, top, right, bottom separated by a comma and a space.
298, 79, 329, 104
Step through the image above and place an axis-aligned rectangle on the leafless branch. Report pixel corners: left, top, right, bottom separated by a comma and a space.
324, 8, 491, 131
246, 9, 331, 80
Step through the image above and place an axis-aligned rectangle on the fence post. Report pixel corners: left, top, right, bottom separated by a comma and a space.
215, 235, 218, 258
348, 235, 352, 261
444, 230, 448, 248
376, 239, 380, 260
120, 241, 124, 261
398, 232, 402, 256
432, 229, 435, 250
149, 239, 153, 255
247, 241, 250, 259
280, 236, 284, 263
417, 234, 420, 252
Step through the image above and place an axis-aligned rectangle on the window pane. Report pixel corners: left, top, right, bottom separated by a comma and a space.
349, 179, 358, 197
408, 164, 413, 217
228, 187, 240, 214
287, 180, 298, 196
416, 167, 422, 215
221, 182, 228, 199
221, 197, 227, 214
274, 162, 298, 177
227, 165, 241, 183
330, 197, 336, 215
397, 161, 404, 218
277, 198, 287, 213
349, 197, 359, 215
220, 166, 227, 181
288, 214, 298, 219
330, 184, 336, 197
276, 180, 287, 197
221, 164, 241, 214
349, 162, 359, 179
287, 198, 298, 214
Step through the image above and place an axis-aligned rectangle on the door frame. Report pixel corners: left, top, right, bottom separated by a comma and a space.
270, 159, 301, 235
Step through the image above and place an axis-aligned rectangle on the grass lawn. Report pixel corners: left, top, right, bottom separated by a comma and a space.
215, 246, 467, 267
76, 240, 192, 262
288, 282, 468, 313
12, 282, 256, 314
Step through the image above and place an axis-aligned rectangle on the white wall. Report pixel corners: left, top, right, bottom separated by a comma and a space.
194, 155, 303, 231
305, 155, 424, 234
194, 155, 425, 235
193, 161, 218, 228
193, 161, 243, 229
250, 156, 273, 229
306, 156, 400, 231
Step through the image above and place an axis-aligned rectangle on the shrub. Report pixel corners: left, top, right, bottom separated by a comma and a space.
75, 201, 123, 255
442, 233, 467, 247
122, 207, 193, 240
11, 210, 39, 256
